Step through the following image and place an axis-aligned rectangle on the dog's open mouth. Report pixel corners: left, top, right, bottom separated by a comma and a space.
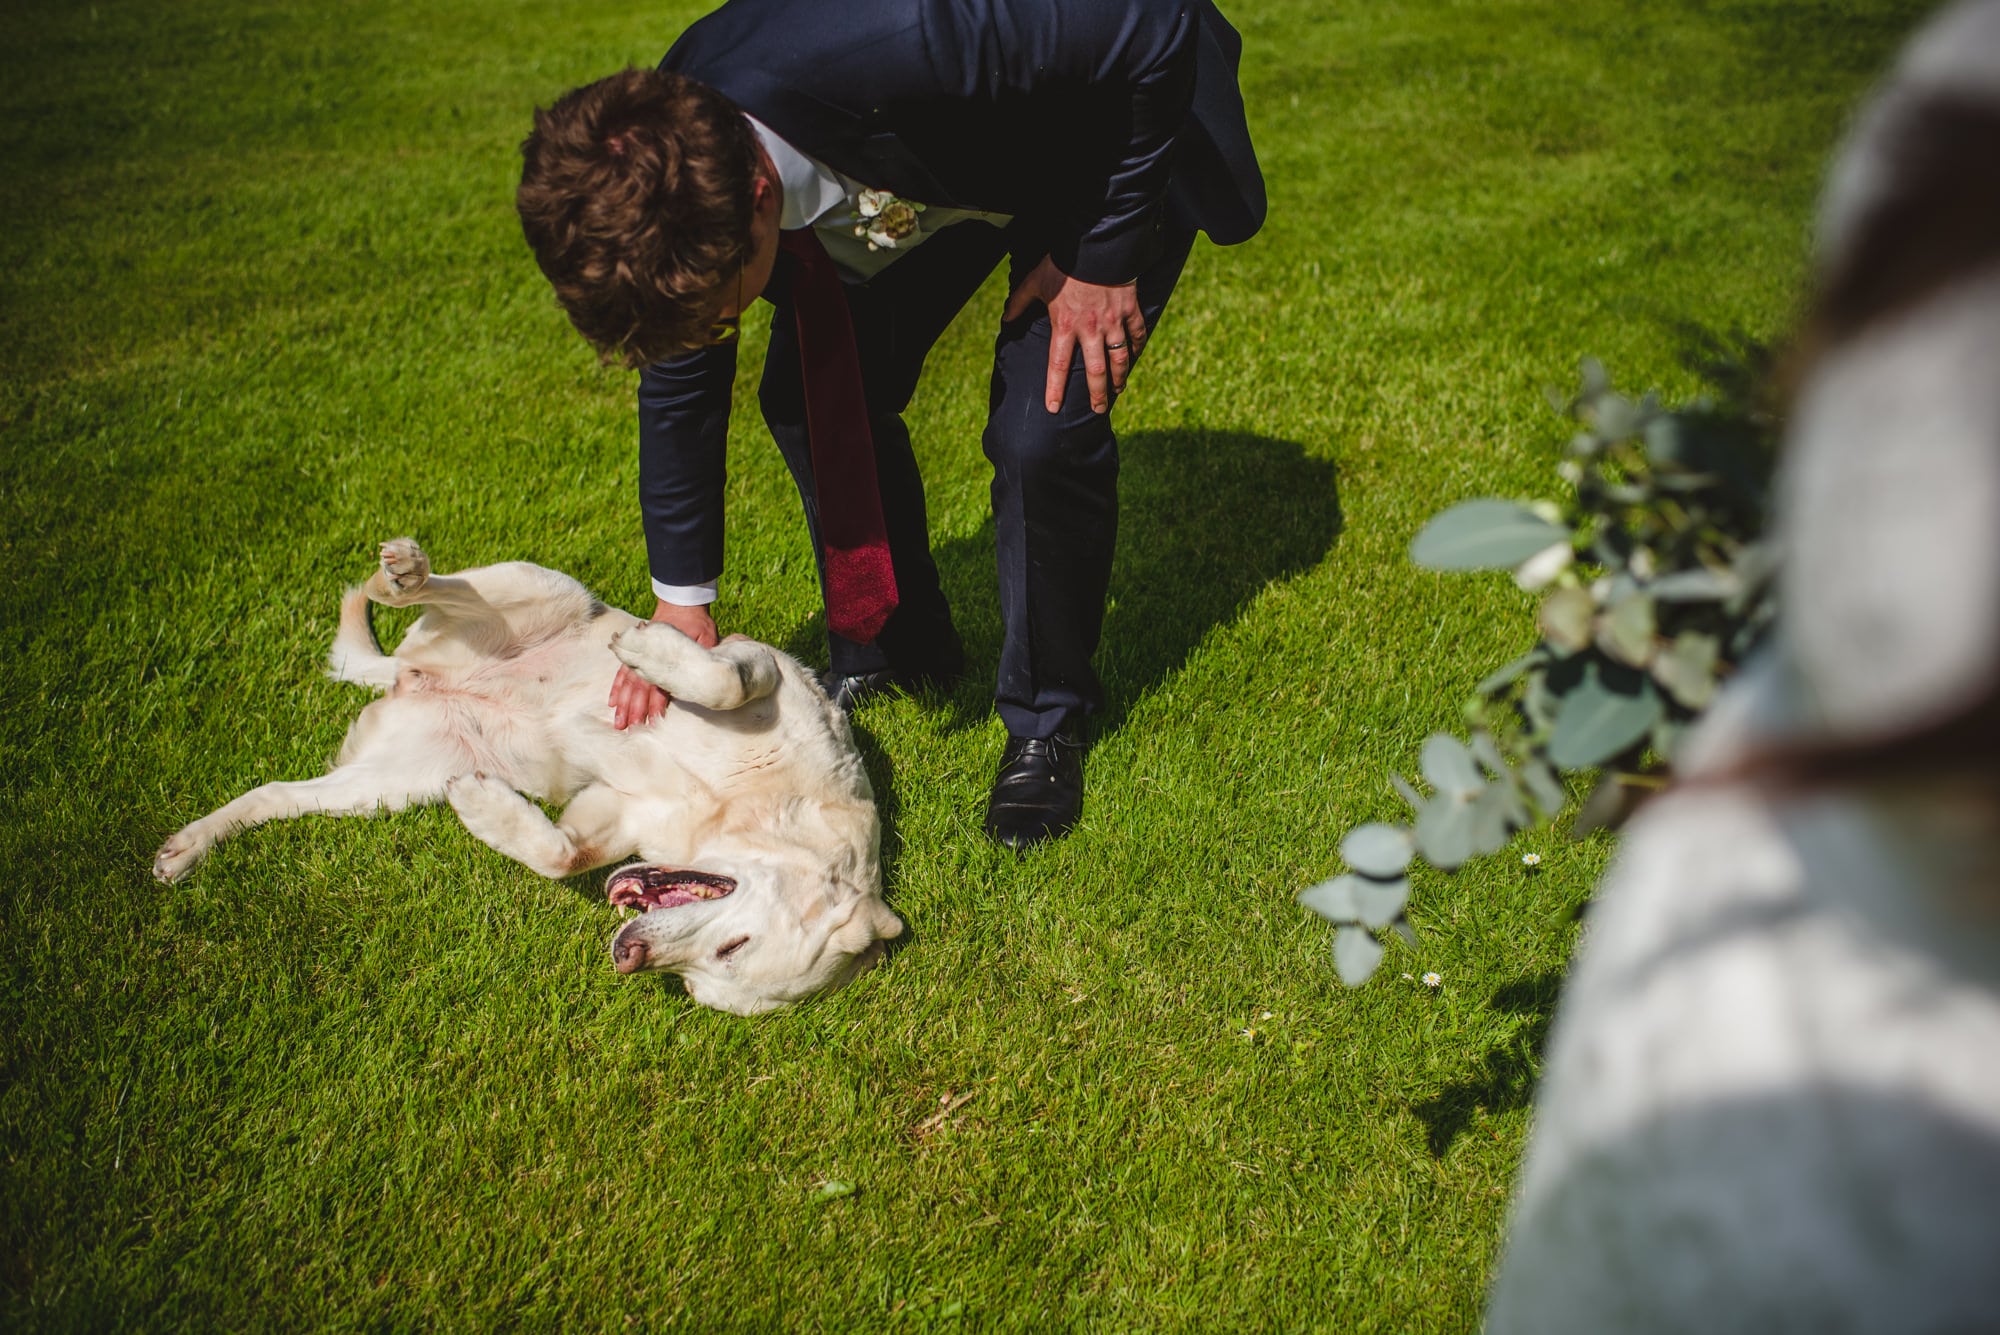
606, 864, 738, 911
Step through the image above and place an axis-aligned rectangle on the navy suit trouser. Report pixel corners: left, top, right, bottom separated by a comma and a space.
757, 220, 1196, 740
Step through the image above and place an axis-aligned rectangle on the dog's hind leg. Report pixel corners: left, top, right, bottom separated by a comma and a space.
154, 764, 447, 883
364, 537, 492, 615
326, 587, 398, 690
610, 623, 782, 711
444, 776, 630, 880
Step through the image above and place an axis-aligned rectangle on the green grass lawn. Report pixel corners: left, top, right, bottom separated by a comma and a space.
1, 0, 1927, 1327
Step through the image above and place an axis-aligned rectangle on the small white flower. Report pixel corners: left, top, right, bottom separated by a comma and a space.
1515, 540, 1574, 591
1521, 851, 1542, 867
1400, 972, 1414, 981
1260, 1010, 1274, 1021
1422, 972, 1443, 988
1556, 459, 1584, 485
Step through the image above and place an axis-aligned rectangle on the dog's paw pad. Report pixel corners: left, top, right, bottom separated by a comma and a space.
378, 538, 430, 594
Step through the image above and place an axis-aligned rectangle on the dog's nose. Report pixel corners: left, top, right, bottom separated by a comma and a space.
612, 935, 649, 975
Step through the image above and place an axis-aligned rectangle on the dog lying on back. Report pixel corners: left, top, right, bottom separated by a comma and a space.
154, 538, 903, 1015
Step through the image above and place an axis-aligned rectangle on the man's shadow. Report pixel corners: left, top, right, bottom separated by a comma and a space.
780, 428, 1342, 876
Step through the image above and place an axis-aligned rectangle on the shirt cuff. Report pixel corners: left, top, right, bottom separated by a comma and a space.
651, 578, 719, 606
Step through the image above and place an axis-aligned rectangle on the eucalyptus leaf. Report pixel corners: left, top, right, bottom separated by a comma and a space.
1298, 875, 1361, 923
1538, 587, 1595, 653
1580, 356, 1609, 400
1420, 735, 1483, 798
1649, 567, 1739, 602
1643, 414, 1684, 465
1470, 730, 1509, 778
1523, 671, 1560, 733
1522, 757, 1567, 815
1333, 926, 1386, 986
1393, 918, 1418, 946
1468, 784, 1518, 857
1340, 822, 1414, 878
1549, 662, 1663, 769
1652, 631, 1721, 708
1477, 649, 1547, 696
1414, 792, 1479, 869
1595, 593, 1658, 667
1727, 541, 1780, 614
1498, 771, 1532, 829
1352, 877, 1411, 929
1594, 393, 1639, 441
1391, 772, 1425, 814
813, 1181, 858, 1202
1410, 500, 1569, 571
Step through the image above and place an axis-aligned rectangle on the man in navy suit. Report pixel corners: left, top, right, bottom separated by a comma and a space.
518, 0, 1264, 850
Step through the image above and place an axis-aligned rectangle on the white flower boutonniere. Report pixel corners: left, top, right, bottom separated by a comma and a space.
853, 188, 925, 251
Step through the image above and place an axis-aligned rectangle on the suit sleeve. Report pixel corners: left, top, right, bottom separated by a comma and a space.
636, 342, 737, 591
924, 0, 1198, 285
1041, 0, 1198, 285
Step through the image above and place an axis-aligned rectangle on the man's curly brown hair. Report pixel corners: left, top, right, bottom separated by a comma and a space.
518, 68, 761, 368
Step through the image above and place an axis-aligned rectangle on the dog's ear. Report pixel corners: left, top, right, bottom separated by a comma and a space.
828, 892, 903, 951
864, 895, 905, 941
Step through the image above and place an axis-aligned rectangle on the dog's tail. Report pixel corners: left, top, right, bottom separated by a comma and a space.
327, 586, 397, 690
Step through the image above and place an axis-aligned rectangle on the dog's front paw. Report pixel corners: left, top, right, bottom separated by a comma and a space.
610, 621, 696, 686
378, 537, 430, 596
153, 825, 212, 883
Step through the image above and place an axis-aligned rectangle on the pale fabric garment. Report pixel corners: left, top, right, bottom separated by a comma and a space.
1485, 3, 2000, 1328
652, 119, 1013, 606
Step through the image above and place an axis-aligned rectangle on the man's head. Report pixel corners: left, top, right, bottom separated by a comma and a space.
518, 68, 763, 367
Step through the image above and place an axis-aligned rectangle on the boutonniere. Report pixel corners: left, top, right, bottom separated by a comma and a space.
853, 189, 925, 251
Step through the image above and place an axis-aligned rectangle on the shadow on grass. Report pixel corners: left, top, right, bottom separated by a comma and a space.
775, 427, 1340, 900
1414, 970, 1565, 1157
778, 427, 1345, 739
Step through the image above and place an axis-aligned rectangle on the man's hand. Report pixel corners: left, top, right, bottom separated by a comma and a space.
1002, 254, 1147, 415
610, 599, 720, 730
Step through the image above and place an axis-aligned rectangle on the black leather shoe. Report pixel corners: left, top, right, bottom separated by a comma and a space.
817, 664, 959, 716
983, 725, 1085, 852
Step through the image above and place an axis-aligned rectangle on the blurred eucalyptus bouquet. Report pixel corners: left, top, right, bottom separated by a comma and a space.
1304, 358, 1781, 984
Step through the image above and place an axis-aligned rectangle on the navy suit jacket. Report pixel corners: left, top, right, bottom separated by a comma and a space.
638, 0, 1265, 590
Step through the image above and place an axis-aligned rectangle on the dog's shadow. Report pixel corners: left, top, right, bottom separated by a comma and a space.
778, 426, 1343, 874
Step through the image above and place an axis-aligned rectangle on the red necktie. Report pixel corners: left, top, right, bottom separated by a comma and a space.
778, 228, 899, 644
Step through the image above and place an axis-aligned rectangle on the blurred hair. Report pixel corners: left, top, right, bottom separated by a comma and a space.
1805, 98, 2000, 353
1744, 95, 2000, 798
517, 68, 760, 367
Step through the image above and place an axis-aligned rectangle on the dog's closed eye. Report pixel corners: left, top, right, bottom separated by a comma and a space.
716, 935, 751, 960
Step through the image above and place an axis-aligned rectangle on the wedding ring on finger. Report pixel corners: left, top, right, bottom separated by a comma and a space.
1106, 340, 1129, 352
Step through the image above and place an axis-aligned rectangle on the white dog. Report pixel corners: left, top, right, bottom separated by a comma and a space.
154, 538, 903, 1015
